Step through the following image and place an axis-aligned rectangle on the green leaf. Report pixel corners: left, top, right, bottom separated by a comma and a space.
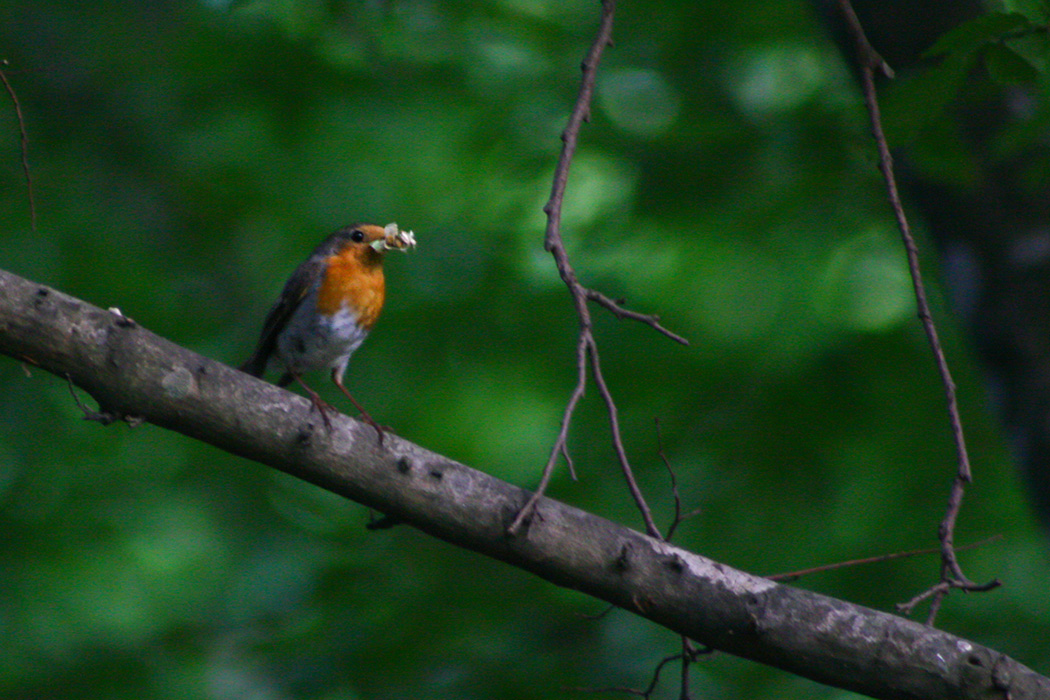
880, 52, 973, 147
1006, 29, 1050, 72
985, 43, 1042, 84
1001, 0, 1050, 24
924, 11, 1032, 58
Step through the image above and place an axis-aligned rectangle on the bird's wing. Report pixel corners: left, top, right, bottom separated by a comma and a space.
239, 256, 323, 377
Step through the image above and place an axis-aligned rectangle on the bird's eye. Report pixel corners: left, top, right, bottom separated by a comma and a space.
350, 229, 365, 243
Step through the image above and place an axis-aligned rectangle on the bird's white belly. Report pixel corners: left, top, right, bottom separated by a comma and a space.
277, 301, 369, 375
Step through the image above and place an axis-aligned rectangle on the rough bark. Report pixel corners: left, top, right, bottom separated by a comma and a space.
1, 266, 1047, 700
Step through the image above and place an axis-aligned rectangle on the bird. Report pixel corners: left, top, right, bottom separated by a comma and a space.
240, 222, 416, 443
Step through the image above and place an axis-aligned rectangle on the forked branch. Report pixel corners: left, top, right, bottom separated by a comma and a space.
837, 0, 1000, 623
509, 0, 686, 538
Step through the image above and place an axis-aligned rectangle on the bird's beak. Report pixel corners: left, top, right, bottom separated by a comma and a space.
373, 223, 417, 252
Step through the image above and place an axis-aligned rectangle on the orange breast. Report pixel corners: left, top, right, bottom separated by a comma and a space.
315, 252, 386, 330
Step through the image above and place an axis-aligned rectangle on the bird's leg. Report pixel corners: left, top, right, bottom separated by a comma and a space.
290, 373, 335, 432
330, 368, 385, 445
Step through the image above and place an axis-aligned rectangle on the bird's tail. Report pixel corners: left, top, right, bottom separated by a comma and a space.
239, 352, 269, 378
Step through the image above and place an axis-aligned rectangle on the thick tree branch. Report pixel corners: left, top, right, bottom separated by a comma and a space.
1, 266, 1047, 700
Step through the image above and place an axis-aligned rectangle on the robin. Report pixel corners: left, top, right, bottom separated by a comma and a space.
240, 222, 416, 443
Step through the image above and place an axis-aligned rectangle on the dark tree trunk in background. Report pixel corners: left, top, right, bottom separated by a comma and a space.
818, 0, 1050, 528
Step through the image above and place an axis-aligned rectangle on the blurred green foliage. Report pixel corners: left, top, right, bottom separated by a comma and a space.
1, 1, 1048, 698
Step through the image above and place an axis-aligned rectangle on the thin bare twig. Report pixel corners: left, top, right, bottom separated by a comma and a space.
576, 603, 616, 621
510, 331, 589, 535
572, 655, 677, 699
766, 535, 1003, 582
837, 0, 1000, 623
574, 640, 710, 699
653, 419, 706, 698
588, 335, 662, 537
0, 61, 37, 231
585, 288, 689, 346
897, 575, 1002, 618
65, 373, 118, 425
655, 418, 702, 541
509, 0, 684, 539
561, 440, 578, 481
